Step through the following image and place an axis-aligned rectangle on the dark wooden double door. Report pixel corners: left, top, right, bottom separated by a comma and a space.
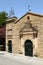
25, 40, 33, 57
8, 40, 12, 53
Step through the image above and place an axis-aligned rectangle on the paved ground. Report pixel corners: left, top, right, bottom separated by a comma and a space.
0, 51, 43, 65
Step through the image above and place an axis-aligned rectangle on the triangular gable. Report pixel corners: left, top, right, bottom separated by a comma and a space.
15, 12, 43, 24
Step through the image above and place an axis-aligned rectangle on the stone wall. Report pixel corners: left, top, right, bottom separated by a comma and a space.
6, 12, 43, 58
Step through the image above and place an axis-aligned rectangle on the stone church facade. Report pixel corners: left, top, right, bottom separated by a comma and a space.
6, 12, 43, 58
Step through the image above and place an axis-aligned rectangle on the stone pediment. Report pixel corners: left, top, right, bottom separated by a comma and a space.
19, 16, 38, 38
19, 21, 38, 38
20, 22, 35, 33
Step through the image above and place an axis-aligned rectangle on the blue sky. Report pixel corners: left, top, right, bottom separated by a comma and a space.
0, 0, 43, 18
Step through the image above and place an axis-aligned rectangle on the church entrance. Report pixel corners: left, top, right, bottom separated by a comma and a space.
8, 40, 12, 53
25, 40, 33, 57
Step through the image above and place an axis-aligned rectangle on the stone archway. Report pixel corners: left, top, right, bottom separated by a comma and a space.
8, 40, 12, 53
25, 40, 33, 57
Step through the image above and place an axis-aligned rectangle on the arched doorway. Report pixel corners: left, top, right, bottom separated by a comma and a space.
25, 40, 33, 57
8, 40, 12, 53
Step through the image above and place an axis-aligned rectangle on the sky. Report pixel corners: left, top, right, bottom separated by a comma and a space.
0, 0, 43, 18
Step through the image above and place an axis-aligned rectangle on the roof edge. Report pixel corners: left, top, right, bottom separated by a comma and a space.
6, 16, 17, 22
15, 12, 43, 23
